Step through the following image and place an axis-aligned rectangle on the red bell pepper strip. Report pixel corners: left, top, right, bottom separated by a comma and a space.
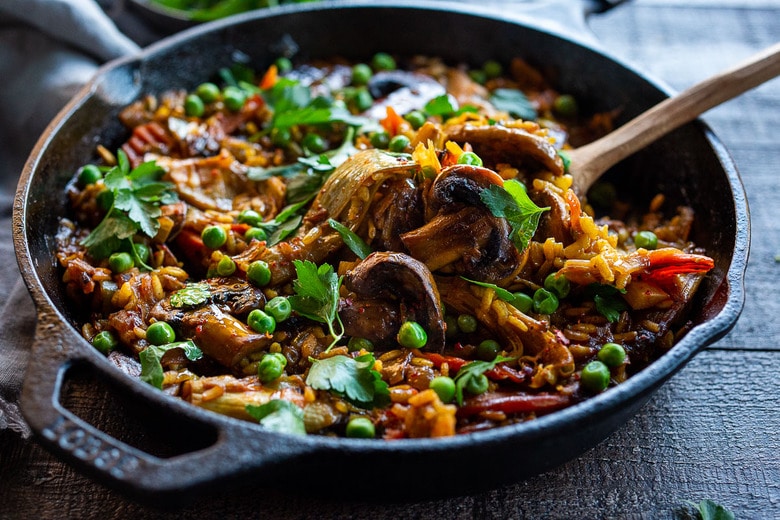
457, 391, 571, 418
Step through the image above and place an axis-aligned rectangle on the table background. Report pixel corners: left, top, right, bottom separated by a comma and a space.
1, 0, 778, 518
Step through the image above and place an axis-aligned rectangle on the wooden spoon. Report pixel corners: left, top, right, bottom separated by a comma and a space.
569, 42, 780, 195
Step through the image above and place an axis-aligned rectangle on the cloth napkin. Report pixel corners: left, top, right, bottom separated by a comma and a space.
0, 0, 605, 439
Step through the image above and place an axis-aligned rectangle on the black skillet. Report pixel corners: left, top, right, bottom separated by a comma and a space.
13, 0, 748, 503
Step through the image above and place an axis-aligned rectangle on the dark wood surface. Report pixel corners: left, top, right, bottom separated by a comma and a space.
2, 1, 779, 518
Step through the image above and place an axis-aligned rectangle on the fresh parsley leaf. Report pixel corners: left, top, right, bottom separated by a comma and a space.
81, 150, 176, 259
480, 179, 548, 253
170, 282, 211, 308
288, 260, 344, 350
587, 284, 628, 323
424, 94, 459, 117
460, 276, 515, 302
328, 218, 372, 259
245, 399, 306, 436
683, 499, 735, 520
306, 353, 390, 408
489, 88, 538, 120
454, 355, 514, 406
139, 340, 202, 389
266, 215, 302, 246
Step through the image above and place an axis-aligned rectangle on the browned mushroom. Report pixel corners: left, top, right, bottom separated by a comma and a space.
340, 251, 446, 352
400, 164, 523, 284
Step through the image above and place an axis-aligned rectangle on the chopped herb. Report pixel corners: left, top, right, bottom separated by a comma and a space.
453, 355, 514, 406
460, 277, 515, 302
81, 150, 177, 259
306, 353, 390, 408
246, 399, 306, 436
288, 260, 344, 350
489, 88, 538, 120
480, 179, 548, 253
328, 218, 372, 259
170, 282, 211, 308
683, 499, 735, 520
587, 284, 628, 323
139, 340, 202, 389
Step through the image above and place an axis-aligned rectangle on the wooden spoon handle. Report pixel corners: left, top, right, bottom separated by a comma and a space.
570, 42, 780, 194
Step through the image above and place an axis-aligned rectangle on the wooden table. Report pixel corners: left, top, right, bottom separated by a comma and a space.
1, 1, 778, 517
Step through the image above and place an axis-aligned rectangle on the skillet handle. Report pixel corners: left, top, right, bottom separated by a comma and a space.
20, 306, 310, 503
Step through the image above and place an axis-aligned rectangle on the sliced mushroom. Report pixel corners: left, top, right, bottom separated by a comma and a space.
365, 70, 447, 119
340, 252, 446, 352
530, 184, 573, 245
401, 164, 523, 283
445, 123, 564, 176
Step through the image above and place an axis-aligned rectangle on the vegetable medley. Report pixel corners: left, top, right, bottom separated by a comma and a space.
57, 52, 715, 439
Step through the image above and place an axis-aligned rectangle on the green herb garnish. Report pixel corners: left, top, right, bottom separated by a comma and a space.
586, 284, 628, 323
328, 218, 372, 259
453, 355, 514, 406
245, 399, 306, 436
170, 282, 211, 308
489, 88, 538, 120
683, 499, 735, 520
306, 353, 390, 408
480, 179, 549, 253
139, 340, 202, 389
81, 150, 177, 259
288, 260, 344, 350
460, 276, 515, 302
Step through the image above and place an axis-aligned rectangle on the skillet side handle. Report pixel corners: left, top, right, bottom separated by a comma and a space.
20, 308, 309, 503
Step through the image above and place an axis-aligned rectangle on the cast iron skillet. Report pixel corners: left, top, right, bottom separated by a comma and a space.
13, 1, 749, 503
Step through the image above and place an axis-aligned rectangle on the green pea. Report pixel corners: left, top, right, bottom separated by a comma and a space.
195, 82, 220, 103
457, 314, 478, 334
429, 376, 456, 403
184, 94, 205, 117
597, 342, 627, 367
370, 131, 390, 149
404, 110, 426, 130
465, 373, 489, 396
352, 88, 373, 112
216, 255, 236, 276
237, 209, 263, 226
96, 189, 114, 210
468, 69, 487, 85
346, 416, 375, 438
265, 296, 291, 323
635, 230, 658, 250
351, 63, 372, 85
347, 336, 374, 353
223, 86, 247, 112
533, 288, 559, 314
146, 321, 175, 345
477, 339, 501, 361
78, 164, 102, 186
201, 225, 227, 249
92, 330, 118, 354
581, 360, 611, 393
108, 252, 134, 273
270, 127, 291, 147
275, 56, 293, 74
511, 292, 534, 314
132, 243, 150, 264
371, 52, 396, 71
247, 260, 272, 287
302, 133, 327, 154
248, 309, 276, 335
388, 134, 410, 152
483, 60, 503, 79
457, 151, 483, 167
553, 94, 578, 118
444, 315, 459, 339
257, 352, 286, 383
244, 227, 268, 242
397, 321, 427, 349
543, 271, 570, 299
558, 150, 571, 173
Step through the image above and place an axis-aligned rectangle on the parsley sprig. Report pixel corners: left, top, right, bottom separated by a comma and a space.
246, 399, 306, 436
139, 340, 203, 389
586, 284, 628, 323
454, 355, 514, 406
306, 353, 390, 409
480, 179, 549, 253
81, 150, 177, 259
288, 260, 344, 351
